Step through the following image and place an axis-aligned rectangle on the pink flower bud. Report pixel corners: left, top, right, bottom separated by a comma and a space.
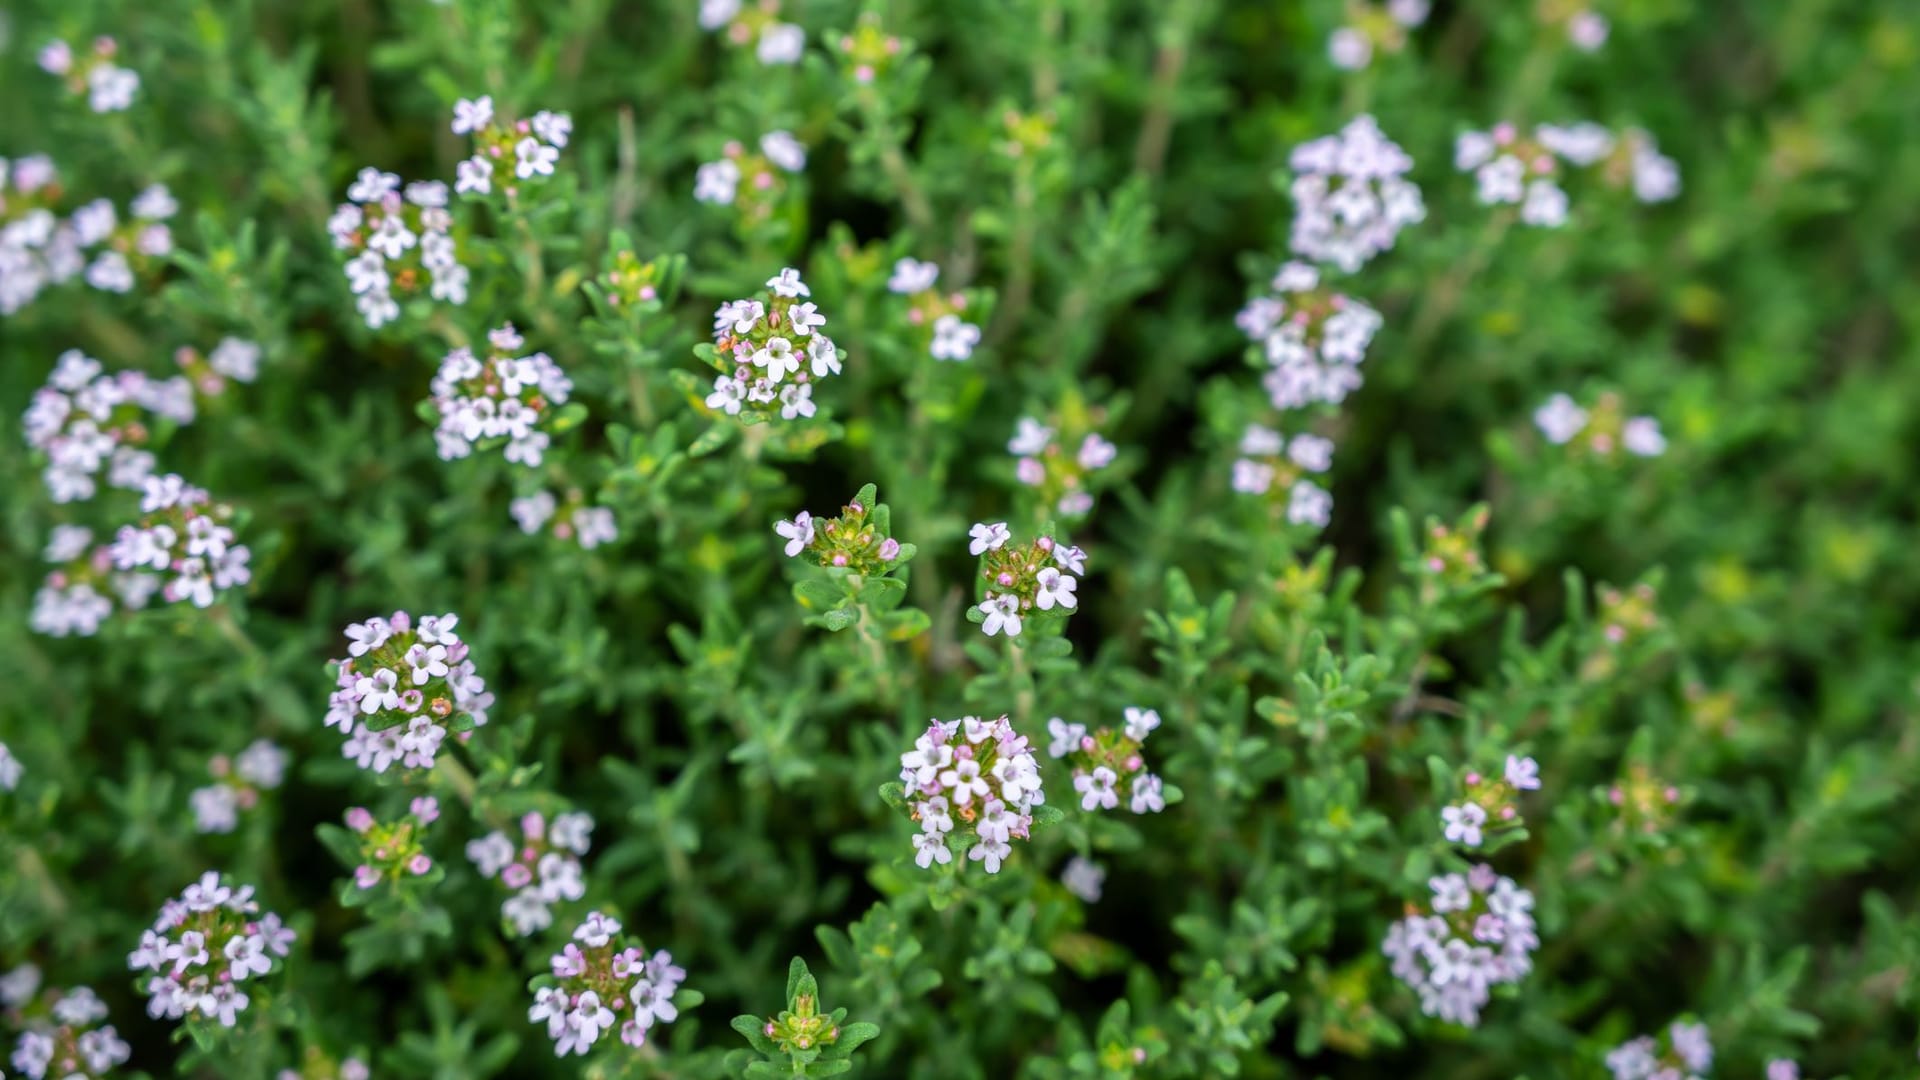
832, 553, 848, 567
408, 854, 432, 875
522, 812, 546, 840
878, 538, 900, 561
1465, 772, 1481, 786
502, 863, 534, 889
354, 865, 380, 889
1081, 735, 1096, 752
346, 807, 374, 832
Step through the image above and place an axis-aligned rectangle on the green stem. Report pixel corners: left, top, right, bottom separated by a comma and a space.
433, 753, 478, 809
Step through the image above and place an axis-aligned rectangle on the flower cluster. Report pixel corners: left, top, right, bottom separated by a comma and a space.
833, 15, 905, 84
450, 96, 571, 199
774, 494, 904, 572
694, 132, 807, 221
1535, 391, 1666, 458
1595, 581, 1661, 648
1230, 424, 1335, 528
968, 523, 1086, 639
1, 155, 69, 315
1047, 707, 1167, 816
2, 972, 132, 1080
1606, 1020, 1714, 1080
599, 248, 668, 307
888, 258, 982, 362
699, 0, 805, 64
1439, 755, 1540, 848
39, 37, 140, 112
1328, 0, 1429, 71
343, 797, 440, 888
1458, 122, 1680, 227
1381, 864, 1539, 1027
1288, 115, 1425, 272
529, 912, 686, 1055
323, 611, 491, 773
1236, 261, 1384, 411
173, 337, 263, 396
898, 715, 1047, 874
1607, 764, 1684, 836
22, 350, 184, 503
127, 872, 295, 1028
1416, 507, 1491, 583
511, 490, 619, 549
31, 527, 125, 637
429, 325, 573, 466
702, 268, 842, 422
106, 474, 252, 609
1007, 415, 1117, 518
190, 739, 288, 834
327, 169, 466, 328
468, 810, 594, 936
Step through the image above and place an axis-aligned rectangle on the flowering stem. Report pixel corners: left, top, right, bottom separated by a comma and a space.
856, 90, 935, 238
1007, 644, 1036, 728
1132, 0, 1207, 179
433, 753, 478, 809
15, 846, 68, 921
850, 594, 900, 704
1402, 210, 1514, 360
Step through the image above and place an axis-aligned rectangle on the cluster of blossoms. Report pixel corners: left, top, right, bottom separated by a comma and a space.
1439, 755, 1540, 848
898, 715, 1047, 874
106, 475, 252, 609
1457, 122, 1680, 226
1416, 507, 1491, 583
599, 248, 668, 307
511, 490, 618, 549
450, 96, 571, 199
39, 37, 140, 112
323, 611, 491, 773
31, 527, 127, 637
127, 872, 296, 1028
1595, 581, 1661, 648
22, 350, 183, 503
1606, 1020, 1715, 1080
429, 325, 572, 465
693, 132, 807, 221
774, 495, 903, 572
2, 165, 173, 314
190, 739, 288, 834
1381, 864, 1539, 1027
1236, 261, 1385, 410
1288, 115, 1425, 272
887, 258, 982, 361
703, 268, 841, 422
1060, 855, 1106, 902
530, 913, 685, 1056
1230, 424, 1336, 527
2, 968, 132, 1080
1607, 763, 1684, 836
1328, 0, 1429, 71
698, 0, 805, 64
344, 797, 441, 888
968, 523, 1086, 639
1007, 416, 1117, 518
1535, 391, 1666, 457
468, 810, 594, 936
327, 169, 466, 328
173, 337, 263, 395
1047, 707, 1167, 816
832, 15, 905, 84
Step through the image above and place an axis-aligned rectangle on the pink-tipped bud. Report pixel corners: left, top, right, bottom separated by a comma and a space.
1501, 806, 1516, 820
346, 807, 374, 832
502, 863, 534, 889
832, 553, 848, 567
354, 865, 380, 889
408, 854, 432, 875
1081, 735, 1096, 752
1609, 787, 1624, 805
879, 538, 901, 561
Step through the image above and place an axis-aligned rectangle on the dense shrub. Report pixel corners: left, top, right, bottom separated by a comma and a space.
3, 1, 1917, 1078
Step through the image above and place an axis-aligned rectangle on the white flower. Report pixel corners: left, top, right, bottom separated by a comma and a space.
694, 159, 740, 204
347, 167, 400, 203
1061, 856, 1105, 901
1045, 717, 1086, 758
778, 382, 816, 420
1567, 10, 1609, 51
750, 336, 801, 382
912, 832, 950, 868
705, 375, 746, 415
1123, 706, 1160, 742
451, 95, 494, 134
774, 511, 815, 557
1053, 544, 1087, 574
1034, 567, 1078, 611
1287, 481, 1333, 527
766, 267, 809, 297
888, 257, 939, 294
757, 22, 805, 64
531, 110, 572, 147
1007, 417, 1053, 455
456, 156, 494, 195
0, 743, 21, 791
967, 836, 1013, 873
1288, 434, 1334, 472
1130, 774, 1165, 814
979, 594, 1022, 638
1075, 766, 1119, 811
968, 521, 1011, 555
551, 811, 594, 854
1533, 393, 1589, 444
1475, 156, 1526, 204
808, 336, 841, 377
760, 130, 807, 172
1441, 802, 1487, 846
191, 785, 239, 833
515, 138, 559, 179
1520, 179, 1569, 227
930, 315, 981, 361
787, 301, 826, 337
1328, 27, 1372, 71
1622, 416, 1666, 457
87, 64, 140, 112
132, 184, 179, 221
